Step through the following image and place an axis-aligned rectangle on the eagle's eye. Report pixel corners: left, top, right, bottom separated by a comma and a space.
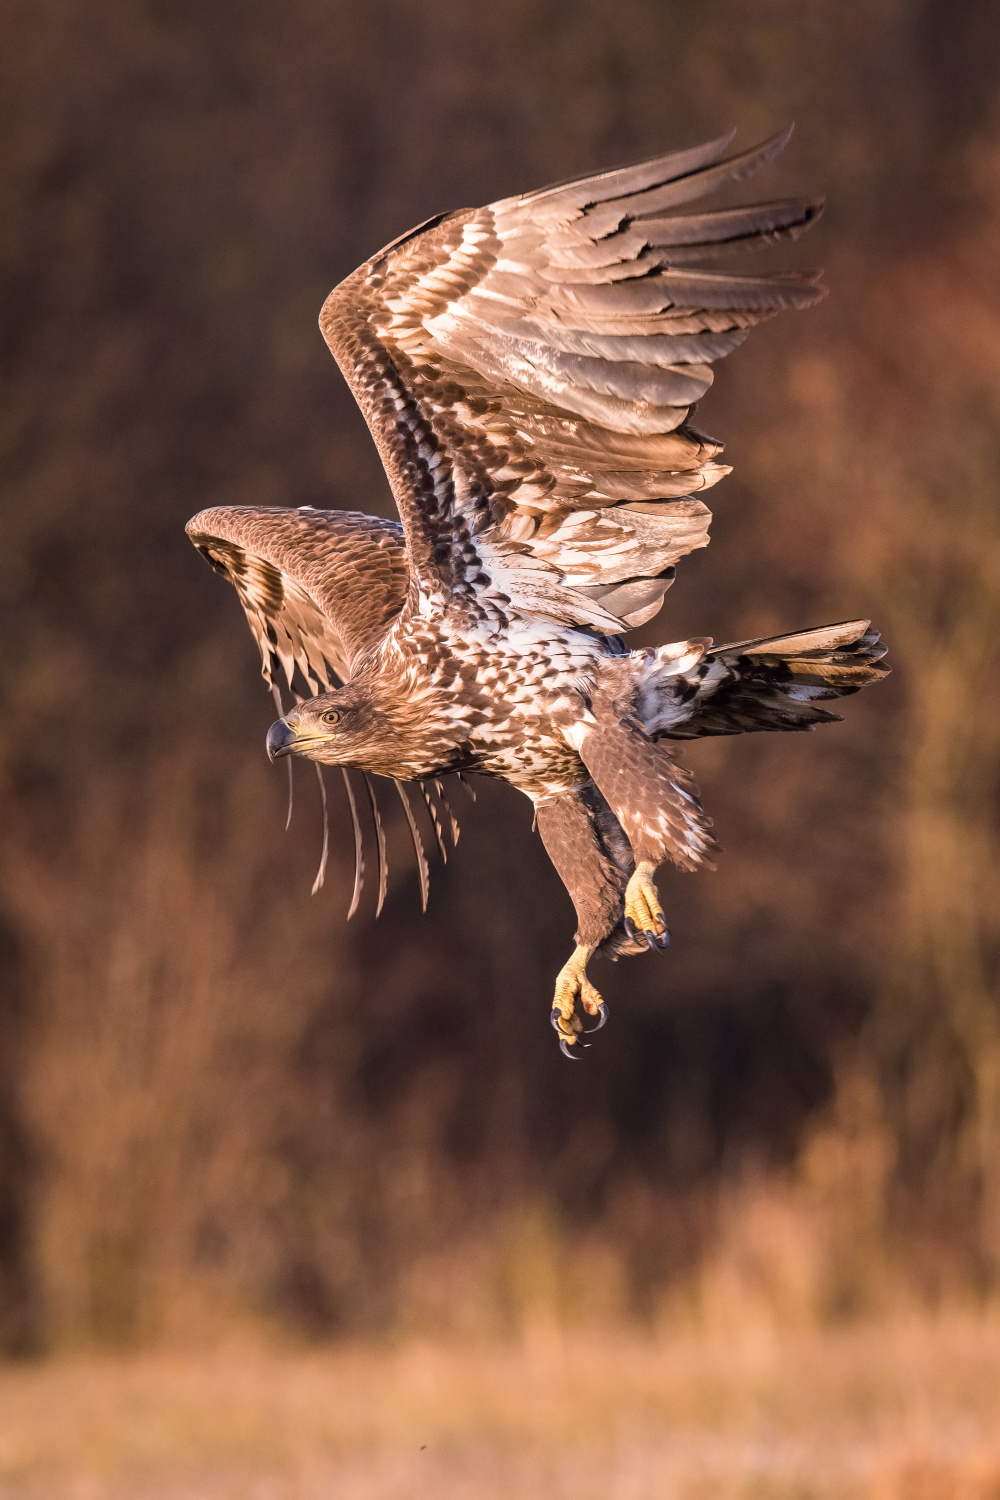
322, 709, 340, 726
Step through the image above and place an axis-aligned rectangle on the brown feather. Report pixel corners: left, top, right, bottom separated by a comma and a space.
317, 128, 824, 635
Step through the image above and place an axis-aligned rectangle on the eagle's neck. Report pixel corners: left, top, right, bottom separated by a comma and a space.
342, 653, 469, 781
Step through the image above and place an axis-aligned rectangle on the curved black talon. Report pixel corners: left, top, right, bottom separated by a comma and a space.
623, 916, 635, 941
656, 927, 671, 950
559, 1036, 583, 1060
644, 928, 660, 952
584, 1002, 609, 1033
550, 1008, 565, 1034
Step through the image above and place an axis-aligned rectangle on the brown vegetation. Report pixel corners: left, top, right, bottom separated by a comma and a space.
2, 1314, 1000, 1497
2, 0, 1000, 1381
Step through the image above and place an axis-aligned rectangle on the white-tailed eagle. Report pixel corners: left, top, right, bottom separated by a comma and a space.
187, 128, 888, 1055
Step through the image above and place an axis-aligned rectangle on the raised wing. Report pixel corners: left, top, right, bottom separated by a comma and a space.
186, 505, 408, 692
320, 127, 824, 634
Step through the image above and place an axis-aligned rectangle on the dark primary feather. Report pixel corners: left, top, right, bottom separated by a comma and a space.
364, 774, 389, 918
434, 780, 461, 846
419, 783, 450, 864
395, 781, 430, 912
312, 764, 331, 896
319, 128, 826, 634
340, 769, 365, 917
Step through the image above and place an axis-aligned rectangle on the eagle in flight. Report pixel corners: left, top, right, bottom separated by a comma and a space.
187, 128, 888, 1056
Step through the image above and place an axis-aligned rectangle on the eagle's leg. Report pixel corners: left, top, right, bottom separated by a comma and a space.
535, 786, 632, 1054
623, 860, 669, 950
578, 689, 718, 948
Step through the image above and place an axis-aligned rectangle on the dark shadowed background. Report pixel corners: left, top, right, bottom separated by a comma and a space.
2, 0, 999, 1355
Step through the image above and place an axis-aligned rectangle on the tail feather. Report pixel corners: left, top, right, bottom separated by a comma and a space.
641, 619, 889, 739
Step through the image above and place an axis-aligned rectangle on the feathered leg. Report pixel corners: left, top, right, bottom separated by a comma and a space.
535, 782, 637, 1055
577, 669, 718, 948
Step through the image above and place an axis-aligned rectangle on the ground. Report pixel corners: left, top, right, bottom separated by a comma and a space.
1, 1314, 999, 1498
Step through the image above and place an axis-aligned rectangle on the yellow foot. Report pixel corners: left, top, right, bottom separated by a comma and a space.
550, 945, 607, 1058
623, 861, 670, 951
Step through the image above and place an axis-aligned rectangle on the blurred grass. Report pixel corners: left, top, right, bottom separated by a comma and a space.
1, 1313, 1000, 1498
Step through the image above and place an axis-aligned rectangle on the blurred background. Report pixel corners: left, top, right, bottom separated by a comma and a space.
3, 0, 1000, 1394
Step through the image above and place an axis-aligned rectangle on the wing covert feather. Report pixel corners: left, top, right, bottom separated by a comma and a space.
186, 506, 408, 691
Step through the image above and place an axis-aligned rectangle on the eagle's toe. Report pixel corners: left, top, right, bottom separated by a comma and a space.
583, 1000, 609, 1033
624, 864, 669, 950
551, 944, 606, 1055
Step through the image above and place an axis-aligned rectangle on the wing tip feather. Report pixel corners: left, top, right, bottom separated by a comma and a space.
516, 130, 740, 217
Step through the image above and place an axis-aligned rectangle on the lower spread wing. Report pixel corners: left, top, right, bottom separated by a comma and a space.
185, 506, 408, 692
320, 128, 825, 634
187, 504, 460, 917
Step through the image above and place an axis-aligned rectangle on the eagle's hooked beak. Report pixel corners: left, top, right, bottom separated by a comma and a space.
266, 718, 298, 761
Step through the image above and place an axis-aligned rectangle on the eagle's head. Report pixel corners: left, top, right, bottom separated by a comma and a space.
265, 678, 444, 780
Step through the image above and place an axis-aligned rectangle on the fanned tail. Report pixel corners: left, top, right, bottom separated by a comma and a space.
643, 619, 890, 739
